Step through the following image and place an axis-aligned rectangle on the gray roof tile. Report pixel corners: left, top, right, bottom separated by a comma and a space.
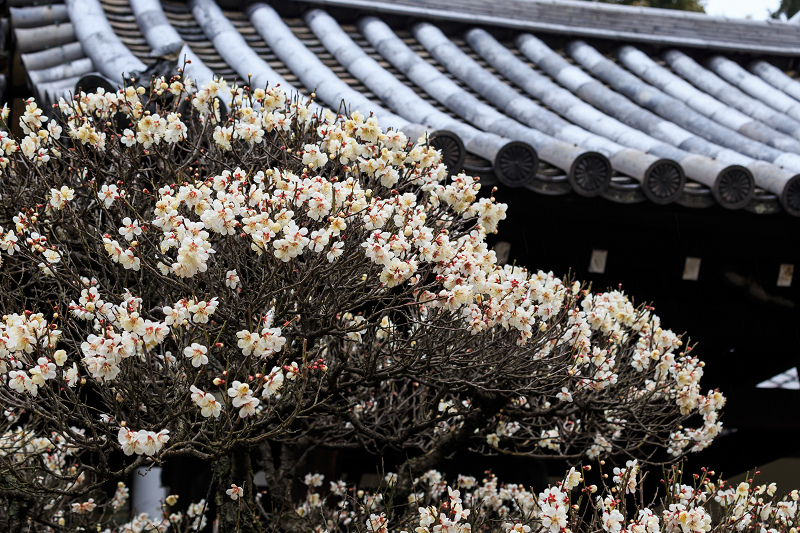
10, 0, 800, 215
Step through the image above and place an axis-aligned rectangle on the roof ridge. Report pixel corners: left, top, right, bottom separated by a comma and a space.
290, 0, 800, 56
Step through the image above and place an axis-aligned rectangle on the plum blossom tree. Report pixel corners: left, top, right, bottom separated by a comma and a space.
0, 73, 726, 532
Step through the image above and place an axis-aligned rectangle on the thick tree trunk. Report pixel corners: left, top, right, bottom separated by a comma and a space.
215, 447, 260, 533
0, 476, 37, 531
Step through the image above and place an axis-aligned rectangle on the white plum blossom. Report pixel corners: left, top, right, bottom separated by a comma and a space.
190, 385, 221, 418
225, 269, 240, 289
303, 143, 329, 169
226, 484, 244, 500
0, 79, 736, 529
49, 186, 74, 210
117, 427, 169, 456
118, 217, 142, 241
235, 310, 286, 359
613, 460, 640, 494
71, 499, 96, 514
98, 183, 121, 208
603, 509, 625, 533
262, 366, 284, 398
184, 343, 209, 367
227, 381, 259, 417
188, 298, 218, 324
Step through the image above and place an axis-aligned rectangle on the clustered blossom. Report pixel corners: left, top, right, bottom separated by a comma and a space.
612, 460, 640, 494
416, 487, 472, 533
70, 498, 96, 514
262, 366, 285, 398
468, 287, 726, 458
0, 76, 735, 529
0, 425, 83, 482
236, 309, 286, 359
71, 289, 172, 381
663, 504, 712, 533
122, 112, 187, 149
190, 385, 222, 418
227, 380, 259, 418
7, 462, 789, 533
17, 98, 61, 165
1, 312, 62, 390
49, 186, 75, 210
103, 235, 140, 271
111, 482, 130, 510
292, 467, 799, 533
117, 427, 170, 456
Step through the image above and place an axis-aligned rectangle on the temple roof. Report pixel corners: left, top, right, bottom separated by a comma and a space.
10, 0, 800, 215
299, 0, 800, 55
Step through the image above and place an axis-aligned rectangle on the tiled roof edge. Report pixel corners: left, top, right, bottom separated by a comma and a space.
502, 0, 770, 23
293, 0, 800, 56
